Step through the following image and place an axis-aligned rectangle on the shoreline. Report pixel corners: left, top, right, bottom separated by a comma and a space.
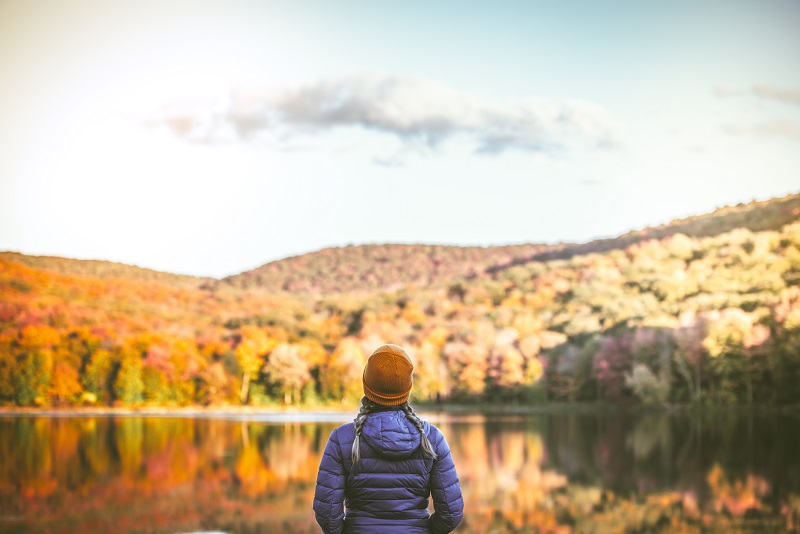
0, 405, 356, 418
2, 402, 798, 418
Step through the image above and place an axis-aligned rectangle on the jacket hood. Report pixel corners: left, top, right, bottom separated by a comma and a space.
360, 409, 422, 460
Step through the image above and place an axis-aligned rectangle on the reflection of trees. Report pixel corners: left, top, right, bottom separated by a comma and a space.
1, 416, 799, 533
707, 463, 770, 516
0, 417, 332, 533
232, 422, 322, 499
115, 417, 143, 479
442, 414, 800, 532
443, 420, 567, 531
537, 411, 800, 505
261, 423, 314, 482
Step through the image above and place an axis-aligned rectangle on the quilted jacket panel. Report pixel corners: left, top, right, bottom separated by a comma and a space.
313, 408, 464, 533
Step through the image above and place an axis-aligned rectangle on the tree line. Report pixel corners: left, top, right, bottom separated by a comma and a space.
1, 215, 799, 408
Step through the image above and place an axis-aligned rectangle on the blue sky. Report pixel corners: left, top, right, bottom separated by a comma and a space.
1, 0, 798, 277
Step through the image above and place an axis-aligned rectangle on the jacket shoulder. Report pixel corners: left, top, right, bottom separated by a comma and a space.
425, 422, 449, 450
332, 422, 355, 441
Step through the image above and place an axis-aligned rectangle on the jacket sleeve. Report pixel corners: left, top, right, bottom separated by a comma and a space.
429, 429, 464, 533
313, 428, 347, 534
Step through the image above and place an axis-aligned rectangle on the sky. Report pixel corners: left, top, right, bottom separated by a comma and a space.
1, 0, 799, 278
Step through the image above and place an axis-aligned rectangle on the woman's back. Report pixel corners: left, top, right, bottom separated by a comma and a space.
313, 345, 463, 534
314, 406, 463, 533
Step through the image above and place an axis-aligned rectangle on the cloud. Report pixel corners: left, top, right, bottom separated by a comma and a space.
713, 84, 800, 106
145, 73, 620, 156
144, 96, 236, 145
751, 85, 800, 106
713, 84, 800, 142
723, 119, 800, 140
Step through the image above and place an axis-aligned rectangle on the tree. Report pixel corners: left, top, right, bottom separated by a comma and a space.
142, 342, 173, 404
142, 366, 170, 404
703, 308, 770, 404
320, 337, 365, 403
168, 338, 200, 405
547, 341, 596, 401
488, 328, 524, 390
489, 345, 525, 389
411, 340, 446, 402
13, 325, 59, 406
443, 342, 488, 396
0, 335, 16, 403
593, 334, 634, 401
50, 360, 82, 404
625, 363, 670, 406
772, 287, 800, 403
673, 312, 707, 402
234, 326, 275, 404
263, 343, 311, 405
81, 349, 114, 404
114, 355, 144, 406
14, 349, 53, 406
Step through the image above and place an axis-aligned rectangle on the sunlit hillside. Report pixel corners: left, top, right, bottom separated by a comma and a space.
220, 194, 800, 293
217, 243, 550, 294
0, 251, 210, 290
1, 193, 799, 408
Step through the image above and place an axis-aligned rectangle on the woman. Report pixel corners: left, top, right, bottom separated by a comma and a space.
313, 344, 464, 533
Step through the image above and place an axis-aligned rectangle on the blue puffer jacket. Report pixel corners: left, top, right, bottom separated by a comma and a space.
313, 407, 464, 533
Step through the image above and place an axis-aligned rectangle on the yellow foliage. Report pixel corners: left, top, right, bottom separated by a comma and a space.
19, 325, 60, 349
50, 362, 82, 402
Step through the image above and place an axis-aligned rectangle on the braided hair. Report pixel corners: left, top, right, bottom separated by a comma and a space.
351, 397, 437, 464
351, 397, 374, 464
400, 402, 437, 460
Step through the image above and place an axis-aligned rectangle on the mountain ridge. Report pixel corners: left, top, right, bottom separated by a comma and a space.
220, 192, 800, 293
2, 191, 799, 409
3, 192, 799, 294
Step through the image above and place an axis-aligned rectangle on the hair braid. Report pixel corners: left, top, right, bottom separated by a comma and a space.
351, 397, 376, 464
401, 403, 437, 460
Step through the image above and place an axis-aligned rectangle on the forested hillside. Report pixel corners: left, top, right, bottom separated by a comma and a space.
1, 194, 799, 408
217, 243, 549, 294
0, 251, 209, 290
221, 194, 800, 293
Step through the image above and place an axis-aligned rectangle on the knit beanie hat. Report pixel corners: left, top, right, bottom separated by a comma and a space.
362, 344, 414, 406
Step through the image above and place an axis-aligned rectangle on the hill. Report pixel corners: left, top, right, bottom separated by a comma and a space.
220, 193, 800, 293
496, 193, 800, 268
6, 193, 798, 296
0, 251, 209, 290
215, 243, 549, 293
1, 192, 799, 409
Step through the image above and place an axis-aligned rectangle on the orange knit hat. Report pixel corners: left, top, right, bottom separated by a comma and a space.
362, 344, 414, 406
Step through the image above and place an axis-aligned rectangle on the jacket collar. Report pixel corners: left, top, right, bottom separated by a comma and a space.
369, 403, 406, 413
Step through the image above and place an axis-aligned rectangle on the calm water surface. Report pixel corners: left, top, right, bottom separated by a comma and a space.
1, 411, 799, 533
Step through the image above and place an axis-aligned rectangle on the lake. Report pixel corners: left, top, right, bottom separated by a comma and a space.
1, 410, 799, 533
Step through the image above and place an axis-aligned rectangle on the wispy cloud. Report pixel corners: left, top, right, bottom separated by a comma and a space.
714, 84, 800, 106
723, 119, 800, 140
751, 85, 800, 106
713, 84, 800, 141
145, 73, 620, 156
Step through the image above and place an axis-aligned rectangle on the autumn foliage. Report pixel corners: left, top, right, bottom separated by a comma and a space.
2, 414, 799, 533
1, 194, 800, 407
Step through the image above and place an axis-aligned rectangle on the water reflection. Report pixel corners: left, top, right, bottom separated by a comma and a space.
0, 412, 799, 533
